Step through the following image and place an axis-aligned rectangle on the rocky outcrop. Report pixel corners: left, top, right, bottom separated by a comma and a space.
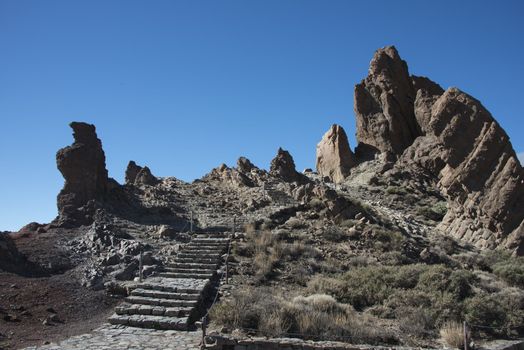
354, 46, 420, 158
356, 47, 524, 254
237, 157, 256, 173
204, 163, 255, 188
316, 124, 356, 183
415, 88, 524, 253
125, 161, 159, 186
125, 161, 142, 184
270, 148, 308, 184
56, 122, 109, 226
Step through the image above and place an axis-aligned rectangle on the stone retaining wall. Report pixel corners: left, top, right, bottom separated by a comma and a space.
205, 335, 419, 350
206, 335, 524, 350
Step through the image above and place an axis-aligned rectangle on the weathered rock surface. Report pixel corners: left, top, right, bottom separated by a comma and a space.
356, 47, 524, 254
422, 88, 523, 253
270, 148, 308, 184
56, 122, 109, 226
316, 124, 356, 183
354, 46, 420, 158
125, 161, 142, 184
204, 163, 255, 188
237, 156, 256, 173
125, 161, 159, 186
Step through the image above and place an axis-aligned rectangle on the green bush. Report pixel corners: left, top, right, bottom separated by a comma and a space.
332, 265, 425, 309
465, 294, 507, 331
416, 266, 474, 300
386, 186, 408, 195
492, 260, 524, 288
417, 201, 447, 221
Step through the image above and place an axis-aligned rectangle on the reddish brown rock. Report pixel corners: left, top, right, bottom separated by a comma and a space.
316, 124, 356, 183
56, 122, 109, 226
355, 47, 524, 254
427, 89, 524, 252
354, 46, 420, 158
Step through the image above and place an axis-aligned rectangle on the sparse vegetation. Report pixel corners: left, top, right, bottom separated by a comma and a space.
386, 186, 408, 195
440, 321, 468, 349
223, 176, 524, 348
492, 256, 524, 288
210, 288, 397, 344
418, 201, 447, 221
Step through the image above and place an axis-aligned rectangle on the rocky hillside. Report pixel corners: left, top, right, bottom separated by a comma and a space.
1, 46, 523, 349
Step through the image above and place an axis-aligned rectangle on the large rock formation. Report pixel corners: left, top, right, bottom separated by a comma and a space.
408, 88, 524, 253
354, 46, 420, 158
125, 161, 159, 186
56, 122, 109, 226
316, 124, 356, 183
270, 148, 308, 184
355, 46, 524, 254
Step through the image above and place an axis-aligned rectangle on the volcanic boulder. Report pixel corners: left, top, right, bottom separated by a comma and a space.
316, 124, 356, 183
56, 122, 109, 226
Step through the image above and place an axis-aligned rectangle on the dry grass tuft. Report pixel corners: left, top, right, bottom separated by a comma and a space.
440, 321, 468, 349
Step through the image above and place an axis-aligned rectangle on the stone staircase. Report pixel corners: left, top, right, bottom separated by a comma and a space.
108, 234, 230, 330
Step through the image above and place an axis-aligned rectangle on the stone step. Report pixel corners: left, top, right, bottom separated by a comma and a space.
115, 303, 192, 317
108, 314, 189, 331
163, 267, 216, 274
186, 242, 228, 247
168, 262, 218, 270
131, 288, 200, 300
191, 239, 230, 244
136, 281, 203, 294
174, 257, 221, 264
189, 238, 229, 243
158, 272, 214, 279
126, 296, 198, 308
182, 246, 226, 253
178, 252, 222, 259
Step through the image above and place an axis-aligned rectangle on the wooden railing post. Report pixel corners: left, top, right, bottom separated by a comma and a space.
201, 315, 207, 349
139, 250, 143, 282
464, 321, 468, 350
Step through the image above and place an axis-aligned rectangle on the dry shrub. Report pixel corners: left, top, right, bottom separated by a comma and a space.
249, 231, 282, 281
243, 222, 257, 234
440, 321, 468, 349
285, 217, 307, 229
211, 289, 396, 344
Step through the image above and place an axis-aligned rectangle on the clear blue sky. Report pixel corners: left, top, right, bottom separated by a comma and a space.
1, 0, 523, 231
